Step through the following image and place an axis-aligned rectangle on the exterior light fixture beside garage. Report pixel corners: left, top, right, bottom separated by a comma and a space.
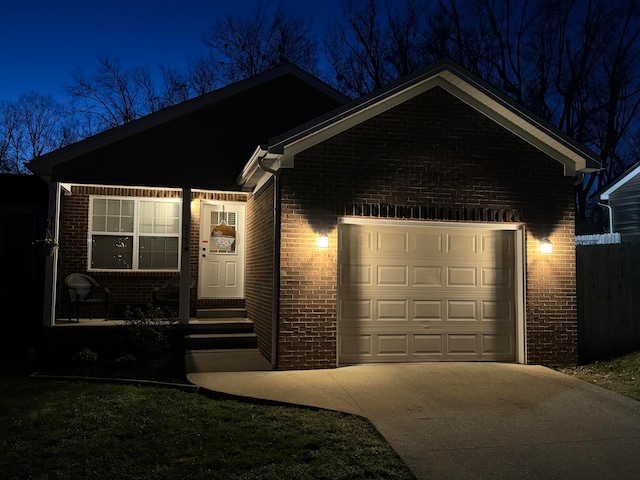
540, 237, 553, 254
317, 233, 329, 248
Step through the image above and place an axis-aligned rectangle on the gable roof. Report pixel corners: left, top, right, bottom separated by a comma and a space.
599, 161, 640, 200
238, 58, 601, 189
27, 64, 349, 189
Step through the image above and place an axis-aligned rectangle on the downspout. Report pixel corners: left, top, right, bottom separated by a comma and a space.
257, 156, 281, 370
598, 202, 613, 233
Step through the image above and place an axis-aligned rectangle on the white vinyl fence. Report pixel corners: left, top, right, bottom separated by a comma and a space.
575, 232, 621, 246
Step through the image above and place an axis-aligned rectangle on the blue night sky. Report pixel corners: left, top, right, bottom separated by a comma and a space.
0, 0, 342, 103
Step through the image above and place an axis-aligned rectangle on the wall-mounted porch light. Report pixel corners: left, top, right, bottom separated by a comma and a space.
317, 233, 329, 249
539, 237, 553, 254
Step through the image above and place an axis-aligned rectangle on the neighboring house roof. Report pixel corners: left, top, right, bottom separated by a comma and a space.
27, 63, 349, 190
239, 58, 602, 189
599, 161, 640, 200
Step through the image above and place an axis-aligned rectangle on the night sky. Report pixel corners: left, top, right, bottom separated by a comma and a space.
0, 0, 342, 103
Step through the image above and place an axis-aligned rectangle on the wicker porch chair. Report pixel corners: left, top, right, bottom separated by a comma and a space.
65, 273, 110, 322
152, 277, 195, 309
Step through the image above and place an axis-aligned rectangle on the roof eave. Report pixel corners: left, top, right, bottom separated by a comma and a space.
242, 61, 601, 184
28, 63, 349, 178
599, 162, 640, 199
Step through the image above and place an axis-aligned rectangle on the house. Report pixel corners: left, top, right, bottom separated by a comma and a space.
28, 59, 601, 369
598, 161, 640, 243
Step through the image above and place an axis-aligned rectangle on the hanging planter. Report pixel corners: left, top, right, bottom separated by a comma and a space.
34, 237, 58, 256
211, 221, 236, 250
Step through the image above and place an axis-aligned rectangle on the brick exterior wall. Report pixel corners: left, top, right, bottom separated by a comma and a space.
58, 186, 247, 320
277, 86, 577, 369
245, 181, 276, 362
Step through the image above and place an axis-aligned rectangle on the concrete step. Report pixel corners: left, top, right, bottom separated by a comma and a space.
185, 348, 271, 373
184, 332, 258, 350
196, 308, 247, 319
184, 319, 254, 334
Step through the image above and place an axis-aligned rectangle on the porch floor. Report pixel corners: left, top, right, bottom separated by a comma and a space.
52, 318, 234, 326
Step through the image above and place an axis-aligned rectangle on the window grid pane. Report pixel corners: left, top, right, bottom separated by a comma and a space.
91, 235, 133, 269
93, 199, 134, 233
91, 197, 180, 271
139, 236, 179, 269
139, 200, 180, 235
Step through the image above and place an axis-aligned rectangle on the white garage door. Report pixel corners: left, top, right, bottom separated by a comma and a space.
338, 221, 517, 363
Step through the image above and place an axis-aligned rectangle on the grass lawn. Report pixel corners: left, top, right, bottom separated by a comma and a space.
0, 362, 416, 480
557, 350, 640, 402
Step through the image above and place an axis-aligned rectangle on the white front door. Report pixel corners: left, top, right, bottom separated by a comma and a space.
198, 202, 245, 299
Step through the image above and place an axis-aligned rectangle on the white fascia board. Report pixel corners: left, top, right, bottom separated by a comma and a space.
600, 164, 640, 200
439, 74, 592, 176
237, 145, 268, 186
275, 76, 444, 159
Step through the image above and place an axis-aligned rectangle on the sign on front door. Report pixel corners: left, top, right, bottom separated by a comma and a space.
198, 202, 245, 299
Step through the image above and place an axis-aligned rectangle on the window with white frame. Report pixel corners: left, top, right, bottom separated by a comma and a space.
90, 196, 181, 271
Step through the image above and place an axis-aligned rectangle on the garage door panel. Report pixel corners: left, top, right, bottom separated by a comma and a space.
481, 233, 513, 257
481, 300, 513, 321
447, 300, 477, 320
339, 223, 517, 364
447, 267, 478, 287
376, 231, 409, 255
483, 334, 514, 355
377, 299, 408, 320
377, 334, 409, 355
340, 334, 372, 356
481, 267, 513, 287
377, 265, 408, 286
446, 233, 478, 255
414, 300, 443, 320
413, 266, 443, 286
341, 299, 373, 321
340, 264, 373, 286
411, 233, 443, 255
414, 334, 445, 354
340, 227, 374, 255
447, 334, 480, 354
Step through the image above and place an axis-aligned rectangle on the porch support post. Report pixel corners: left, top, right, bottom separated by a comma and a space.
42, 182, 61, 327
179, 187, 192, 324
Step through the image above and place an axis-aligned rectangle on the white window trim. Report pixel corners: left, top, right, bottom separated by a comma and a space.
88, 195, 182, 272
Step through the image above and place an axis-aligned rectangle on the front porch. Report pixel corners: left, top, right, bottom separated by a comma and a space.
43, 307, 271, 372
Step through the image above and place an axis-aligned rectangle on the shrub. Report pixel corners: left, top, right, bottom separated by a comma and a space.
122, 304, 178, 359
72, 347, 98, 365
114, 354, 138, 367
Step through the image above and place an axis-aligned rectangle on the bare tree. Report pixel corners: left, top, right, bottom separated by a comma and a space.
159, 65, 191, 107
65, 55, 197, 132
203, 2, 318, 83
0, 100, 21, 173
325, 0, 393, 97
0, 93, 74, 173
432, 0, 640, 226
65, 55, 146, 130
187, 53, 221, 96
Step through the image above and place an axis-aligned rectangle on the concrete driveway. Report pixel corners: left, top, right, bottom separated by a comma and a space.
188, 363, 640, 480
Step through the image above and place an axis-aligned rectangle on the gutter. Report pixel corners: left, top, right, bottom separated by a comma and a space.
257, 157, 281, 370
598, 202, 614, 233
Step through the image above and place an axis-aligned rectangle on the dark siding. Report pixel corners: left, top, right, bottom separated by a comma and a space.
611, 174, 640, 243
